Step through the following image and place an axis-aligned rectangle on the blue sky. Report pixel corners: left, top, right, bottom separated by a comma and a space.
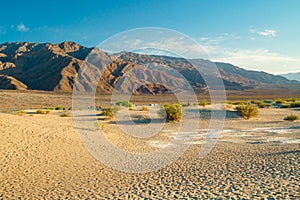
0, 0, 299, 74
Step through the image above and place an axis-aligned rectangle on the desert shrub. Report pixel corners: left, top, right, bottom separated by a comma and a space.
236, 103, 258, 119
251, 100, 266, 108
226, 103, 233, 110
60, 113, 71, 117
284, 114, 299, 121
281, 104, 291, 108
258, 101, 266, 108
181, 102, 190, 107
275, 99, 285, 104
55, 106, 64, 110
160, 103, 182, 121
116, 100, 132, 107
199, 101, 208, 107
141, 106, 149, 111
290, 102, 300, 108
103, 107, 113, 118
235, 101, 249, 106
265, 103, 272, 108
284, 98, 297, 102
129, 107, 134, 111
97, 121, 105, 130
251, 100, 261, 104
16, 110, 26, 116
36, 110, 50, 114
44, 107, 55, 110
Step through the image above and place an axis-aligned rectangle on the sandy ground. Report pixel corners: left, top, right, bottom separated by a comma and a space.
0, 106, 299, 199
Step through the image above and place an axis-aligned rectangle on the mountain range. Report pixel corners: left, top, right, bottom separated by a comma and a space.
281, 72, 300, 82
0, 41, 299, 94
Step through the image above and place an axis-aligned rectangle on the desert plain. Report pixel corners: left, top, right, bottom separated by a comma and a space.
0, 91, 299, 199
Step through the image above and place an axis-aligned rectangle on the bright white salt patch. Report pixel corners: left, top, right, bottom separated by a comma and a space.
251, 127, 294, 134
148, 141, 169, 148
266, 138, 300, 144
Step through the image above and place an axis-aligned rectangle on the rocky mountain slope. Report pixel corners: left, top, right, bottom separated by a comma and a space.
0, 41, 298, 94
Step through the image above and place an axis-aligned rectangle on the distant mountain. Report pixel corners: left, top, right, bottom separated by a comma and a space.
0, 41, 299, 94
281, 72, 300, 81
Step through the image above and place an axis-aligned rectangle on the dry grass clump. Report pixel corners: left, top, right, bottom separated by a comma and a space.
36, 110, 50, 114
159, 103, 182, 122
236, 103, 258, 119
60, 113, 71, 117
15, 110, 26, 116
103, 107, 113, 118
141, 106, 149, 111
284, 114, 299, 121
116, 100, 132, 107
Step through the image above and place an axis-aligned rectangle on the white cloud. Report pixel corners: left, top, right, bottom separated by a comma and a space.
17, 23, 29, 32
201, 44, 300, 74
257, 29, 276, 37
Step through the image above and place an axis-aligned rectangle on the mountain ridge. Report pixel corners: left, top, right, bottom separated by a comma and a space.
281, 72, 300, 81
0, 41, 298, 94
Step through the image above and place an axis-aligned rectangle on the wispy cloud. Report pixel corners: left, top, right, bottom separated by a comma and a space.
201, 43, 300, 74
17, 23, 29, 32
257, 29, 276, 37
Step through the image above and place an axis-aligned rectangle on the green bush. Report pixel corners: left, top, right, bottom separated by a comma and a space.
36, 110, 50, 114
55, 106, 64, 110
160, 103, 182, 121
116, 100, 132, 107
60, 113, 71, 117
236, 103, 258, 119
103, 107, 113, 118
284, 114, 299, 121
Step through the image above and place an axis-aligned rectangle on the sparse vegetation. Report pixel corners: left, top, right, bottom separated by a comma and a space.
15, 110, 26, 116
44, 107, 55, 110
36, 110, 50, 114
129, 107, 134, 111
284, 114, 299, 121
258, 101, 266, 108
141, 106, 149, 111
236, 103, 258, 119
275, 99, 285, 104
290, 102, 300, 108
103, 107, 113, 118
55, 106, 64, 110
116, 100, 132, 107
281, 104, 291, 108
60, 113, 71, 117
284, 98, 297, 102
226, 103, 233, 110
160, 103, 182, 121
199, 101, 208, 107
97, 121, 106, 130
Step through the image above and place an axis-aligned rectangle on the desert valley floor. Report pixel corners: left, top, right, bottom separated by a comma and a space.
0, 91, 299, 199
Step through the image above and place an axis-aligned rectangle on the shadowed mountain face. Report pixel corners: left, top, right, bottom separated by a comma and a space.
0, 41, 298, 94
